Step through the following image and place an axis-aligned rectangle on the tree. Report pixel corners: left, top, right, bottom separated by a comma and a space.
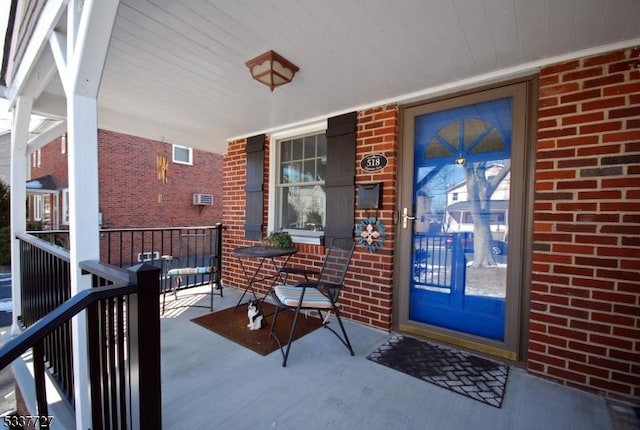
0, 180, 9, 227
0, 180, 10, 266
463, 161, 510, 267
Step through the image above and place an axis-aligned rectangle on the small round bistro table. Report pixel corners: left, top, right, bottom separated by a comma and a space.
231, 246, 297, 308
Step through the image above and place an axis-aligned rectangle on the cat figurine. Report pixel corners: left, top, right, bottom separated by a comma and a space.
247, 300, 264, 331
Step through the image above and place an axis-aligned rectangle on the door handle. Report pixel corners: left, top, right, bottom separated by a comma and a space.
402, 207, 416, 229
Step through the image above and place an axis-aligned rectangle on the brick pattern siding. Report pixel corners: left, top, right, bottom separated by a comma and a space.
531, 47, 640, 404
98, 130, 223, 228
222, 105, 398, 330
350, 106, 397, 329
30, 129, 224, 229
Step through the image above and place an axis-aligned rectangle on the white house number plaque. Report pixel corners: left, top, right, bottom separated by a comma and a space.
360, 153, 388, 172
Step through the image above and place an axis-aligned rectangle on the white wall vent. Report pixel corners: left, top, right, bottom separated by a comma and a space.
193, 193, 214, 206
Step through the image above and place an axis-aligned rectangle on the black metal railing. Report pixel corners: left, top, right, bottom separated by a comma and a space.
412, 233, 466, 289
18, 233, 74, 402
83, 260, 161, 430
31, 224, 224, 293
2, 233, 162, 429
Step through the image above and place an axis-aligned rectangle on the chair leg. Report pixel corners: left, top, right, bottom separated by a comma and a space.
173, 276, 180, 300
332, 309, 354, 356
217, 274, 224, 297
269, 305, 281, 339
269, 305, 286, 363
281, 305, 303, 367
209, 279, 214, 312
162, 274, 169, 315
162, 288, 166, 315
318, 307, 354, 356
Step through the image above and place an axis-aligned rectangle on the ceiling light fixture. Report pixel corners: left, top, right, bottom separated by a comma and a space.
454, 155, 466, 167
245, 50, 299, 92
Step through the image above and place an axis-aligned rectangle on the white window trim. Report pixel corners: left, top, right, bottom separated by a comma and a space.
62, 189, 69, 225
172, 144, 193, 165
268, 120, 327, 245
33, 195, 43, 221
31, 150, 40, 168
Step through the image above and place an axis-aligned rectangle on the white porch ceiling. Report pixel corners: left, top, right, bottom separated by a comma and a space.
33, 0, 640, 154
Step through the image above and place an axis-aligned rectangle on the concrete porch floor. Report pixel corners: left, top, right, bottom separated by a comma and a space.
160, 285, 620, 430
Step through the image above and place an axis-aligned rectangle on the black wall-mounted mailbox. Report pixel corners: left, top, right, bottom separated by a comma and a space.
358, 183, 382, 209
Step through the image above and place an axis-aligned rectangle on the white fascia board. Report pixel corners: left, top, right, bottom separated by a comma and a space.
6, 0, 68, 104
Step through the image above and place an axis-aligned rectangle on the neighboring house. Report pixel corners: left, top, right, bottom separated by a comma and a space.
0, 130, 11, 185
445, 164, 511, 207
442, 164, 510, 237
27, 129, 223, 230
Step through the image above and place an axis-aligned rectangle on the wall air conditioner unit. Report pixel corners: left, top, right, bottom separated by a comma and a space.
193, 193, 214, 206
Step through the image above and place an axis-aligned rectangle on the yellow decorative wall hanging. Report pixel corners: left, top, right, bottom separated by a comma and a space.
157, 154, 168, 184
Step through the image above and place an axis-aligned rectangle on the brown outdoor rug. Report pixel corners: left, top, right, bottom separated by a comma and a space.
191, 302, 323, 356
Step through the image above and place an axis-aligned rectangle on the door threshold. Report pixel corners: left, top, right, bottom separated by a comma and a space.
398, 323, 517, 361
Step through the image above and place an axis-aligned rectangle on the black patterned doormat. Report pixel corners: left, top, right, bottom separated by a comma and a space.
367, 335, 509, 408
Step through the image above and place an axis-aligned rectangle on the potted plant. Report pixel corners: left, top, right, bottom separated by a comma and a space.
263, 231, 293, 249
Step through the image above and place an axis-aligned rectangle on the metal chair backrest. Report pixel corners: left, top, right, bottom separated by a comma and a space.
317, 237, 356, 295
178, 231, 213, 266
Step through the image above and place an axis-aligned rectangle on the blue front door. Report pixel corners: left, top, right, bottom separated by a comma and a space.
409, 97, 513, 341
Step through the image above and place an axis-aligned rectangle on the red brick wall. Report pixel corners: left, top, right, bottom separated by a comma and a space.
98, 130, 223, 228
350, 106, 398, 329
531, 46, 640, 404
30, 130, 224, 228
30, 136, 68, 186
222, 105, 398, 330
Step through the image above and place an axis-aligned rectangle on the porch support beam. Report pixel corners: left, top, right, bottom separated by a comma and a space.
27, 120, 67, 152
66, 96, 100, 430
68, 0, 119, 98
19, 50, 57, 101
49, 31, 68, 94
62, 1, 119, 428
9, 96, 33, 334
5, 0, 68, 104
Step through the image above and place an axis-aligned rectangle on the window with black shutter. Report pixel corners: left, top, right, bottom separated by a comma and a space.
269, 112, 356, 245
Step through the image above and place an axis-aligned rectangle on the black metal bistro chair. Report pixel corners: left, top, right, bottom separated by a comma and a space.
161, 229, 223, 314
269, 237, 356, 367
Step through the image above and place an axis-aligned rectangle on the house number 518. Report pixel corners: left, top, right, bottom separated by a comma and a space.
361, 154, 388, 172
